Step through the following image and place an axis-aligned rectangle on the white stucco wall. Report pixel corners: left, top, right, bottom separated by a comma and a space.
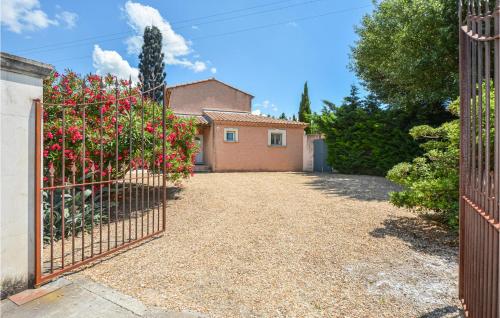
0, 53, 52, 297
303, 134, 323, 172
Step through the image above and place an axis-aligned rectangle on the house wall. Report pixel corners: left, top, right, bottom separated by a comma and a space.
212, 123, 304, 172
169, 80, 252, 115
0, 53, 52, 297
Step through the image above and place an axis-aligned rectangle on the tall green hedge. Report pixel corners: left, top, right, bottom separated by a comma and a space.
318, 86, 420, 176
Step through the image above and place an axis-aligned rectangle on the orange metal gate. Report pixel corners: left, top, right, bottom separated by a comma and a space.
35, 80, 169, 286
459, 1, 500, 317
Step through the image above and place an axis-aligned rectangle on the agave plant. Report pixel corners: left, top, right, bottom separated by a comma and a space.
42, 187, 114, 242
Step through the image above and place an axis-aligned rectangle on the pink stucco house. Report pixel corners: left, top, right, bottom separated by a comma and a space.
167, 78, 308, 172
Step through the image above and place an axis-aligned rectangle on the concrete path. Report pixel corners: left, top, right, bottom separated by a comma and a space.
0, 278, 206, 318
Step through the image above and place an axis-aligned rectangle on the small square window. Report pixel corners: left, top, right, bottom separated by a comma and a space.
224, 128, 238, 142
268, 129, 286, 147
226, 131, 235, 141
270, 133, 282, 146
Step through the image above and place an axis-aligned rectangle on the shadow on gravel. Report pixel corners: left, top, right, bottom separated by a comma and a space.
370, 216, 458, 259
304, 173, 401, 202
417, 305, 464, 318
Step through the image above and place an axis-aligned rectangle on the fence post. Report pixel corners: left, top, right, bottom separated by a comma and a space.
34, 99, 43, 287
494, 3, 500, 318
458, 0, 466, 301
162, 86, 167, 231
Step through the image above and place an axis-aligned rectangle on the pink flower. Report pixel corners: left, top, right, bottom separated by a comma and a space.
51, 143, 61, 151
166, 132, 177, 142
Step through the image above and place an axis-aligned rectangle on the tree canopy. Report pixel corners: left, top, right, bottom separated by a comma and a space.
351, 0, 458, 125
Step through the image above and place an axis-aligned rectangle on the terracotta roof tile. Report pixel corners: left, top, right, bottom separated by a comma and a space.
175, 113, 209, 125
203, 110, 307, 128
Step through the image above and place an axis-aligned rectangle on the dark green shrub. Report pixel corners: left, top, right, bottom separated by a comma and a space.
387, 88, 495, 229
318, 87, 420, 176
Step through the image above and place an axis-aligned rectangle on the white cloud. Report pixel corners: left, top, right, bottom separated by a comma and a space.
191, 25, 199, 30
168, 59, 206, 73
123, 1, 209, 73
56, 11, 78, 29
1, 0, 58, 33
255, 100, 278, 111
254, 100, 278, 114
92, 45, 139, 83
210, 67, 217, 74
252, 109, 262, 116
255, 100, 269, 109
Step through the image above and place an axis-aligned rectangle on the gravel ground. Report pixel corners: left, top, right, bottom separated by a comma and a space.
71, 172, 461, 318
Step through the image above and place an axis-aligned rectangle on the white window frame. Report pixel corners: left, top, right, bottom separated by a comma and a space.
268, 129, 286, 147
224, 128, 239, 142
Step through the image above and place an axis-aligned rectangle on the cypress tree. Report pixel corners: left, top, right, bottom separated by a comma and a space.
299, 81, 312, 133
138, 26, 166, 101
279, 112, 287, 120
344, 85, 362, 110
292, 114, 297, 121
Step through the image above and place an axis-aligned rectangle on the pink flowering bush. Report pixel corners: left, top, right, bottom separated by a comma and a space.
42, 71, 198, 241
43, 71, 198, 185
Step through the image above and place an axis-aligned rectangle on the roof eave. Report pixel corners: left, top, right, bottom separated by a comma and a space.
210, 119, 308, 129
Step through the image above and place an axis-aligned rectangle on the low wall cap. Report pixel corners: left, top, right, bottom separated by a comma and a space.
1, 52, 53, 78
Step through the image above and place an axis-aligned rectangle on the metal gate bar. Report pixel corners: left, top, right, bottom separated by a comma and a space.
459, 1, 500, 317
35, 81, 168, 286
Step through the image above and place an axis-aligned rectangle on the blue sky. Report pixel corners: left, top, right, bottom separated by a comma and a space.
1, 0, 373, 117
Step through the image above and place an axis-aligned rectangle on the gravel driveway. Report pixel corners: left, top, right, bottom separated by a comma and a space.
72, 172, 461, 318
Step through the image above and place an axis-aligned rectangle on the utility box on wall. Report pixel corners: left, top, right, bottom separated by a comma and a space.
0, 52, 52, 298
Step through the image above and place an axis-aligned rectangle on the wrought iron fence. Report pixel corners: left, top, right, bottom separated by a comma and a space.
459, 0, 500, 317
35, 80, 169, 285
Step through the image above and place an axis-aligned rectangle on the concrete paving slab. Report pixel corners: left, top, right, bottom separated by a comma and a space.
1, 281, 137, 318
0, 278, 207, 318
72, 278, 147, 316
